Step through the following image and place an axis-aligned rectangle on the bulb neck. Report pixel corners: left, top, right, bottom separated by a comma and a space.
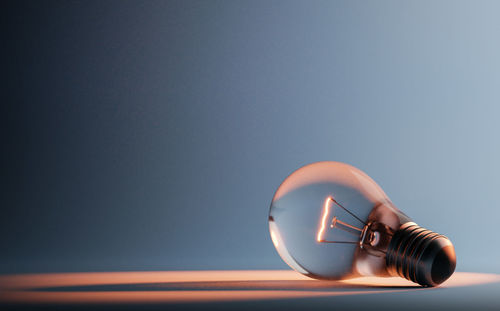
385, 222, 456, 287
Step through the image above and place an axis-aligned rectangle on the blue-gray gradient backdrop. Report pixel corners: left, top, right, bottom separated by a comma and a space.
3, 0, 500, 274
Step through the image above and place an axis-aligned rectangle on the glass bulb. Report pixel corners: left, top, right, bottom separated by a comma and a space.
269, 161, 456, 287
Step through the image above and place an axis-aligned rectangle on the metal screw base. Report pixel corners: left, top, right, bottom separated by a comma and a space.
386, 222, 456, 287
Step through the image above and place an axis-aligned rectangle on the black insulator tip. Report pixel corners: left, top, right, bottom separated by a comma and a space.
425, 237, 456, 286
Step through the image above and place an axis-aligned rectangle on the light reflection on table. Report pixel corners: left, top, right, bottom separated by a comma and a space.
0, 271, 499, 305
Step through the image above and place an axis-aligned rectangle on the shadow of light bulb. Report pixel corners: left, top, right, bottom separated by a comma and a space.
269, 161, 456, 287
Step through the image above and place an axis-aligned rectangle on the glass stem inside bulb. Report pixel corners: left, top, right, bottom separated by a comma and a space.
360, 222, 395, 257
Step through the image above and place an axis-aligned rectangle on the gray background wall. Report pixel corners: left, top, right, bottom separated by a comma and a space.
3, 0, 500, 274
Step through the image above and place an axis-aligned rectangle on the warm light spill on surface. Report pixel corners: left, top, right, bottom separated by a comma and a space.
317, 197, 333, 242
1, 271, 499, 305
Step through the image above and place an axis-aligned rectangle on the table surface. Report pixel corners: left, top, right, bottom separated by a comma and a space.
1, 270, 499, 310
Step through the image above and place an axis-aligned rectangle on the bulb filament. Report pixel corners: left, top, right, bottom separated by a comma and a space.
317, 196, 367, 244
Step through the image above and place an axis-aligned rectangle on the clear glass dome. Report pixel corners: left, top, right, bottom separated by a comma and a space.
269, 161, 409, 280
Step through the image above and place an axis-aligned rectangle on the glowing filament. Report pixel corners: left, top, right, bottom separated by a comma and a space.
317, 196, 365, 244
317, 197, 334, 242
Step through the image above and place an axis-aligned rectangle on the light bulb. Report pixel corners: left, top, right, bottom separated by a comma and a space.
269, 161, 456, 287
